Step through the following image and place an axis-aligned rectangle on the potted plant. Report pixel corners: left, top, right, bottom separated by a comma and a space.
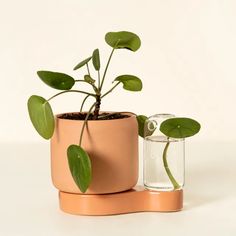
27, 31, 142, 194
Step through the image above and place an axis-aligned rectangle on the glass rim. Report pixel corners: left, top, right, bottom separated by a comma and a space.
144, 135, 185, 142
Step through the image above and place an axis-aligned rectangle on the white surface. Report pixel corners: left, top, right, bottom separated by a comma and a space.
0, 0, 236, 142
0, 1, 236, 235
0, 141, 235, 236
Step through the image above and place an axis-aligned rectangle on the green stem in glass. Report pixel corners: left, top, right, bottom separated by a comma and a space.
162, 139, 181, 190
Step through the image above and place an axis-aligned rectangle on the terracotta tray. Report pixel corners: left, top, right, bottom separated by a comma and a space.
59, 186, 183, 215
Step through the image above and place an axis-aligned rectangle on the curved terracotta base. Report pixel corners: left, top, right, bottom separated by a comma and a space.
59, 186, 183, 215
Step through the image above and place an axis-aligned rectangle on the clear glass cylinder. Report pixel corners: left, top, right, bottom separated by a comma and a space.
143, 114, 185, 191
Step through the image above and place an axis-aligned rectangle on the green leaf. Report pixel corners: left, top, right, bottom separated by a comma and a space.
73, 57, 92, 70
114, 75, 142, 91
84, 74, 95, 84
37, 71, 75, 90
105, 31, 141, 52
136, 115, 156, 138
92, 49, 100, 71
136, 115, 147, 138
27, 95, 55, 139
160, 118, 201, 139
67, 145, 92, 193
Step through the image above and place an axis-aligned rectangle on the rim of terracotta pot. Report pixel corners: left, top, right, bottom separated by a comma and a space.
55, 111, 136, 122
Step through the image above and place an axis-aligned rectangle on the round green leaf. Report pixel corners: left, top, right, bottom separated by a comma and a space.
105, 31, 141, 52
27, 95, 55, 139
73, 57, 92, 70
37, 71, 75, 90
67, 145, 92, 193
92, 49, 100, 71
160, 117, 201, 139
114, 75, 142, 91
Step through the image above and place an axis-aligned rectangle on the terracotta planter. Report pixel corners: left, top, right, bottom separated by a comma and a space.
51, 112, 138, 194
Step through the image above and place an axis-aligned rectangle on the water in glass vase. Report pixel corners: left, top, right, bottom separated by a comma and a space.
143, 135, 185, 191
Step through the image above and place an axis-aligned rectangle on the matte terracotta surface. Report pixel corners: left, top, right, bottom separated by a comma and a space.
59, 186, 183, 215
51, 112, 138, 194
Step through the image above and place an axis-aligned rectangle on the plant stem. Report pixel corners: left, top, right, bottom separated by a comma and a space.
98, 112, 119, 119
46, 90, 96, 102
74, 79, 91, 83
79, 102, 97, 146
80, 94, 92, 112
93, 95, 101, 120
100, 48, 115, 91
74, 79, 85, 82
162, 139, 181, 190
86, 63, 90, 76
101, 82, 120, 98
98, 70, 101, 90
75, 80, 99, 94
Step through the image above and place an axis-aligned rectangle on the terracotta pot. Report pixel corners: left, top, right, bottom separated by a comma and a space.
51, 112, 138, 194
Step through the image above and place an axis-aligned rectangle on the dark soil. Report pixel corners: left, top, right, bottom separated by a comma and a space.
58, 112, 130, 120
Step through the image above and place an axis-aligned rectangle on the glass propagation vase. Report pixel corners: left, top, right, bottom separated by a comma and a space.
143, 114, 185, 191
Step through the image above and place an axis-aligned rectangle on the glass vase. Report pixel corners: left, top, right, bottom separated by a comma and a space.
143, 114, 185, 191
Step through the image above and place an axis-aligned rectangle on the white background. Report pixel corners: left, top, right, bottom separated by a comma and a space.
0, 0, 236, 142
0, 0, 236, 235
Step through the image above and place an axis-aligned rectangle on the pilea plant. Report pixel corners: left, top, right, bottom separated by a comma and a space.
28, 31, 142, 193
137, 116, 201, 190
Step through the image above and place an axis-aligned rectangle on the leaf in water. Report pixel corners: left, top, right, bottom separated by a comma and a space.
27, 95, 55, 139
92, 49, 100, 71
105, 31, 141, 51
160, 117, 201, 138
37, 71, 75, 90
73, 57, 92, 70
67, 145, 92, 193
114, 75, 142, 91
